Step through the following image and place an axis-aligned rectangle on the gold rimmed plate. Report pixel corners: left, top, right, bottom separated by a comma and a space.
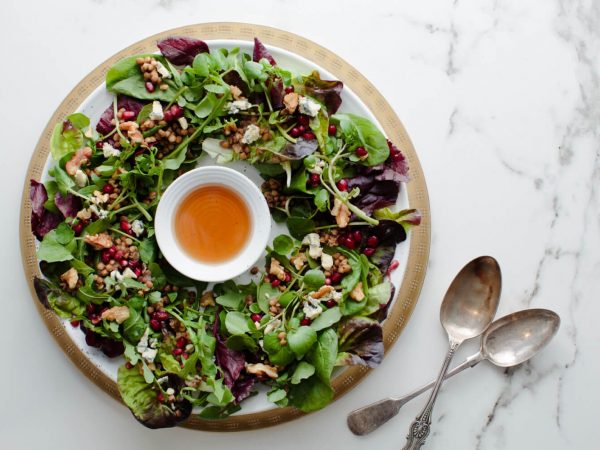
20, 22, 430, 431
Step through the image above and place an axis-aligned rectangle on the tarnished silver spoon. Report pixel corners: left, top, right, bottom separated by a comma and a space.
347, 308, 560, 436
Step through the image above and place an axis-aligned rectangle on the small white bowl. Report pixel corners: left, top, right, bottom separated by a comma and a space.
155, 166, 271, 282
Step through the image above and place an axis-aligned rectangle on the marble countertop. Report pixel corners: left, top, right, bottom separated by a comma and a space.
1, 0, 598, 449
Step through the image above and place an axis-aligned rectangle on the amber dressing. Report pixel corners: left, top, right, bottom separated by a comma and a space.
174, 185, 251, 263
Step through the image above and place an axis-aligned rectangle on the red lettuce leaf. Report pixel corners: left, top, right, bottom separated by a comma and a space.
368, 221, 406, 273
215, 335, 246, 389
96, 95, 145, 135
253, 37, 276, 65
30, 179, 62, 239
337, 317, 384, 368
303, 71, 343, 114
222, 70, 250, 96
55, 192, 81, 218
33, 277, 51, 309
385, 140, 409, 181
157, 36, 209, 66
268, 76, 284, 110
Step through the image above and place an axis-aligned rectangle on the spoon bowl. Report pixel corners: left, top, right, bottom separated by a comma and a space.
483, 308, 560, 367
441, 256, 502, 343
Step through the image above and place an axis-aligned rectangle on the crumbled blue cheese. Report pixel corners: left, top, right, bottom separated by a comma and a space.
122, 268, 137, 279
110, 270, 124, 282
241, 124, 261, 144
157, 376, 169, 385
89, 204, 108, 219
321, 253, 334, 271
149, 101, 164, 121
177, 117, 188, 130
155, 61, 171, 79
303, 298, 323, 320
227, 99, 253, 114
102, 143, 121, 158
74, 169, 88, 187
131, 219, 144, 237
136, 328, 158, 364
299, 96, 321, 117
264, 318, 281, 335
166, 388, 175, 396
302, 233, 322, 259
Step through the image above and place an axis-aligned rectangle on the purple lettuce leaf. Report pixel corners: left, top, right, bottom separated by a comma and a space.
30, 179, 62, 239
268, 76, 284, 110
157, 36, 209, 66
231, 376, 256, 404
337, 317, 384, 368
215, 335, 246, 388
253, 37, 276, 66
372, 285, 395, 322
55, 192, 81, 218
282, 137, 319, 160
302, 71, 343, 114
222, 70, 250, 96
368, 220, 406, 273
96, 95, 145, 135
33, 277, 51, 309
385, 140, 409, 181
347, 174, 399, 215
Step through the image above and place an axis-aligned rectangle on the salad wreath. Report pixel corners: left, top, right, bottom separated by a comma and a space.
30, 36, 421, 428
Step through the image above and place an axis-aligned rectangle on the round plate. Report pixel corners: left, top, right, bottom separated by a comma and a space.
20, 23, 430, 431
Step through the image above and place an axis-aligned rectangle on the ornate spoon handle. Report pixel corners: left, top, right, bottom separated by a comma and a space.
402, 341, 460, 450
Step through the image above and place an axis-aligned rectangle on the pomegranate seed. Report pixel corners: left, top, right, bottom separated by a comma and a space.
101, 251, 111, 264
119, 259, 128, 267
325, 278, 331, 285
271, 279, 281, 287
129, 259, 139, 269
251, 313, 262, 322
95, 141, 104, 149
284, 272, 291, 283
331, 272, 342, 284
114, 251, 124, 261
145, 81, 155, 92
108, 246, 117, 256
173, 348, 183, 356
86, 304, 95, 314
154, 311, 169, 321
72, 222, 83, 235
70, 320, 80, 327
284, 86, 294, 94
388, 260, 400, 274
352, 230, 363, 243
149, 319, 161, 331
367, 236, 379, 247
355, 146, 368, 158
164, 110, 173, 122
90, 315, 101, 325
289, 127, 301, 138
298, 115, 309, 126
310, 173, 320, 183
125, 362, 134, 369
102, 183, 114, 194
120, 221, 131, 232
328, 124, 337, 136
342, 238, 355, 250
133, 267, 142, 277
297, 125, 306, 133
176, 337, 186, 349
337, 179, 348, 191
122, 110, 135, 120
182, 353, 189, 360
302, 131, 316, 140
363, 247, 376, 257
157, 392, 165, 402
325, 299, 337, 308
170, 105, 182, 118
300, 318, 311, 326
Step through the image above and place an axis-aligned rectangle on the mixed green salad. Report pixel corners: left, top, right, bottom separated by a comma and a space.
30, 36, 420, 428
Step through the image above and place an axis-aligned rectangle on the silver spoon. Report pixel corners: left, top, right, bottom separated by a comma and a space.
347, 308, 560, 436
402, 256, 501, 449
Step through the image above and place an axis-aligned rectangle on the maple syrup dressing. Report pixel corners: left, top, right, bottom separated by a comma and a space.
174, 185, 251, 263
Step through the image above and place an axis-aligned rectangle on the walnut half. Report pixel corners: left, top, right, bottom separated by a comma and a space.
245, 362, 278, 379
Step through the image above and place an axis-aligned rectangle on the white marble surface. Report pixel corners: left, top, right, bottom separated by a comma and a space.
1, 0, 598, 449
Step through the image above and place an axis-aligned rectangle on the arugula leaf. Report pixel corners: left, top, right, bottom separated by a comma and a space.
106, 54, 175, 101
37, 228, 75, 262
287, 326, 317, 358
310, 307, 342, 331
308, 329, 338, 384
50, 121, 83, 161
216, 291, 244, 309
291, 361, 315, 384
224, 311, 251, 335
263, 332, 295, 366
303, 269, 326, 289
273, 234, 294, 255
288, 375, 334, 412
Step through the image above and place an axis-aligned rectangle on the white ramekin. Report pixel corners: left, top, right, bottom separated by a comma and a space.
155, 166, 271, 282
